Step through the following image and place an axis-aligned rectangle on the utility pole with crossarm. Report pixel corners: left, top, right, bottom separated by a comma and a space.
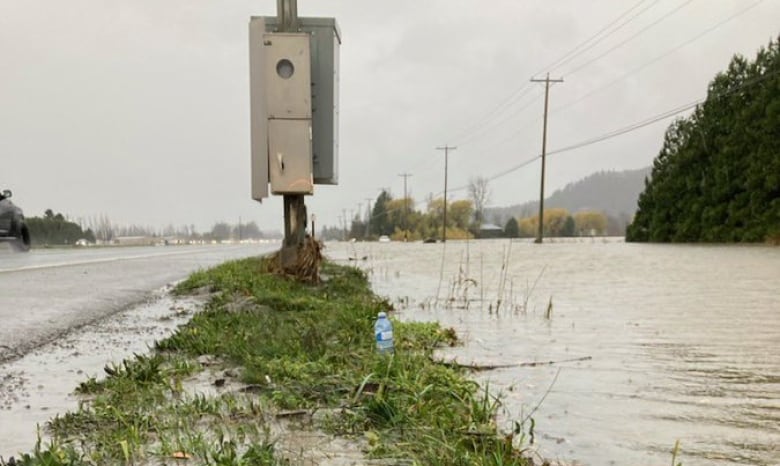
435, 145, 456, 242
530, 73, 563, 244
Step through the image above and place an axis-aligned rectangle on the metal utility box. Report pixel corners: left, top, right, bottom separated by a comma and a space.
250, 15, 340, 201
296, 17, 340, 185
268, 119, 313, 194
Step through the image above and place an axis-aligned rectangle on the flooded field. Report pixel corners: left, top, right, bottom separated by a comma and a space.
326, 238, 780, 466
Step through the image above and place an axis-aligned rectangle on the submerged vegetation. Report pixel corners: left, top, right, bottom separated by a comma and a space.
4, 258, 537, 465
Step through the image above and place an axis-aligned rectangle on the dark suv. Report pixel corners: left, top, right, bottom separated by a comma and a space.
0, 189, 31, 251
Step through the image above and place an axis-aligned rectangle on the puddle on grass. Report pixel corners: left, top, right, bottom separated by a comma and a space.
0, 286, 202, 458
179, 363, 387, 466
1, 289, 397, 466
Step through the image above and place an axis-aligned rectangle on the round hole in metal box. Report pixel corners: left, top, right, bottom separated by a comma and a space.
276, 59, 294, 79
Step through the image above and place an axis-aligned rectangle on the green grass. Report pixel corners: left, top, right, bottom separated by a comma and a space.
4, 258, 534, 465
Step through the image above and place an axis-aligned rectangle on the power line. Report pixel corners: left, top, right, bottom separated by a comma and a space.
454, 0, 763, 178
455, 89, 544, 147
446, 67, 780, 195
535, 0, 660, 75
446, 0, 756, 184
456, 0, 767, 161
447, 0, 659, 147
551, 0, 767, 114
562, 0, 696, 77
370, 0, 769, 224
449, 85, 537, 146
548, 73, 779, 156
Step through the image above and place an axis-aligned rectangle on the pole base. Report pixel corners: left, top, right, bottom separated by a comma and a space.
270, 237, 323, 283
279, 244, 299, 271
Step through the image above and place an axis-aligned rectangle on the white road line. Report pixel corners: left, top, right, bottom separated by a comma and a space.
0, 247, 221, 274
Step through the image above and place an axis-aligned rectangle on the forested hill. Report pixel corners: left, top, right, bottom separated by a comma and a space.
627, 37, 780, 243
487, 167, 651, 225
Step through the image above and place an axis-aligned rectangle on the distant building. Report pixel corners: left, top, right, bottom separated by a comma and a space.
114, 236, 156, 246
477, 223, 504, 239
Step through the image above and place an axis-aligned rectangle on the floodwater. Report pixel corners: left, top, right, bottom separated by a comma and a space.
326, 238, 780, 466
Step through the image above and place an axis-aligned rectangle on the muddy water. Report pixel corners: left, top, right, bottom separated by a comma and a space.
326, 239, 780, 466
0, 288, 201, 458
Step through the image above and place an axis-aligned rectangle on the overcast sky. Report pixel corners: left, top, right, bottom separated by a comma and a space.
1, 0, 778, 233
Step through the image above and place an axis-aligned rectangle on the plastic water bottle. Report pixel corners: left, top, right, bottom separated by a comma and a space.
374, 311, 394, 354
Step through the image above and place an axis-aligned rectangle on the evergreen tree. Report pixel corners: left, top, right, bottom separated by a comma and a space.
628, 37, 780, 243
504, 217, 519, 238
27, 210, 93, 245
562, 216, 576, 237
370, 190, 393, 236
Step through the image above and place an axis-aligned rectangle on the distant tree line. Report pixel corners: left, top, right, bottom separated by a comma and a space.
627, 37, 780, 243
112, 221, 271, 241
323, 191, 477, 241
320, 186, 612, 241
506, 208, 609, 238
487, 168, 649, 235
26, 209, 96, 245
25, 209, 276, 246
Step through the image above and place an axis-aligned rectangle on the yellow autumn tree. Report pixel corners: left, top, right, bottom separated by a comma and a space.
574, 210, 608, 235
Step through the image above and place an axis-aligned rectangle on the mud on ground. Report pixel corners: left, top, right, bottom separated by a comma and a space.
0, 287, 384, 465
0, 285, 199, 457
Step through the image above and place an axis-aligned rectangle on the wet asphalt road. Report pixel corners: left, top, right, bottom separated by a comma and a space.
0, 243, 277, 361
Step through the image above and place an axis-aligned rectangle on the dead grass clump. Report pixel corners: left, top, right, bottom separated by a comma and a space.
268, 237, 324, 283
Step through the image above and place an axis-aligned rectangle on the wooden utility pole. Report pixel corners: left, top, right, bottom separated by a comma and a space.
530, 73, 563, 244
398, 172, 412, 233
277, 0, 307, 262
364, 198, 372, 238
435, 146, 456, 242
341, 208, 347, 241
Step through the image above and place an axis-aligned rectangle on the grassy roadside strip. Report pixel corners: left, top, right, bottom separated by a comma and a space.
6, 258, 535, 466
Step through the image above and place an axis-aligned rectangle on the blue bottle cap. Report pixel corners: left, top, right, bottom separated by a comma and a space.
378, 311, 387, 318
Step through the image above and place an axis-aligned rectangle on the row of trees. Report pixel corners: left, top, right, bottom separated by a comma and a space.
320, 193, 476, 241
505, 209, 609, 238
627, 37, 780, 242
26, 209, 275, 246
336, 192, 478, 241
111, 221, 273, 241
209, 222, 271, 241
26, 210, 96, 245
321, 187, 612, 241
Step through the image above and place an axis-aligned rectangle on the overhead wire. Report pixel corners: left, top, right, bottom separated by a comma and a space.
364, 63, 780, 226
445, 0, 661, 148
561, 0, 696, 76
441, 0, 665, 163
448, 0, 752, 182
405, 0, 665, 179
550, 0, 767, 114
443, 66, 780, 196
457, 0, 760, 169
455, 89, 544, 147
535, 0, 660, 76
448, 85, 536, 146
357, 0, 767, 229
549, 67, 780, 156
